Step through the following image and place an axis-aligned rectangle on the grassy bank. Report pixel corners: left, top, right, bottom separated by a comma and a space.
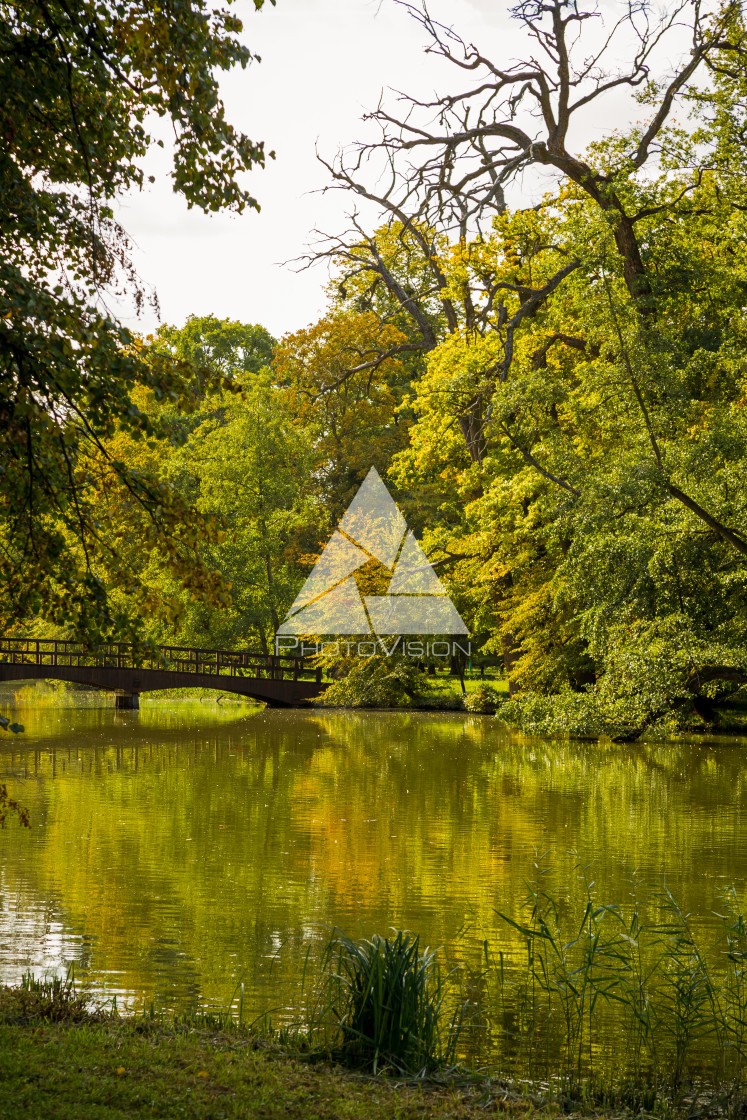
0, 984, 589, 1120
0, 1017, 481, 1120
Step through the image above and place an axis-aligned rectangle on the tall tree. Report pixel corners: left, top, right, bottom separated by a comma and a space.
274, 310, 412, 523
0, 0, 275, 643
154, 315, 276, 380
146, 374, 310, 654
310, 1, 747, 732
100, 316, 310, 653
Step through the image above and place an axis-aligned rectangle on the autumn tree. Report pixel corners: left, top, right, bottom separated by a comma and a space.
310, 0, 747, 733
274, 311, 413, 524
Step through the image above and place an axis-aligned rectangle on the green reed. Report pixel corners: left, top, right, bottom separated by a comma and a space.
479, 851, 747, 1109
301, 929, 466, 1075
274, 867, 747, 1107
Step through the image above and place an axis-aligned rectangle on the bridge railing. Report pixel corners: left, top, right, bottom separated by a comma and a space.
0, 639, 320, 683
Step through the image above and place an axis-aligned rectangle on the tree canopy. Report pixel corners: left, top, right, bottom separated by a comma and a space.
0, 0, 273, 643
297, 0, 747, 732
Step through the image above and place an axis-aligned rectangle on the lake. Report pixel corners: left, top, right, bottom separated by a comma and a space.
1, 700, 746, 1043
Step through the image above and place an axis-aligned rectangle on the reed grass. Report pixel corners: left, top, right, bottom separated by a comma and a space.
244, 862, 747, 1114
299, 929, 467, 1075
470, 851, 747, 1111
280, 862, 747, 1109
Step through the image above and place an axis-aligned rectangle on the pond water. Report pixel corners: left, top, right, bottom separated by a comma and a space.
1, 701, 746, 1039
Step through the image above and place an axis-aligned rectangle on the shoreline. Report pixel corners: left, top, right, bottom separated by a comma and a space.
0, 991, 701, 1120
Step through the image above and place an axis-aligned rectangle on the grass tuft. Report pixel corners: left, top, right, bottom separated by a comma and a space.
303, 928, 466, 1075
0, 966, 108, 1025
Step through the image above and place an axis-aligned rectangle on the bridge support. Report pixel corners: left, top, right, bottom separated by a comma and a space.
115, 692, 140, 710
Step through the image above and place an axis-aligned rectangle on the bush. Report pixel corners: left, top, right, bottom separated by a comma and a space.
316, 655, 427, 708
500, 690, 613, 737
500, 686, 685, 741
463, 685, 501, 713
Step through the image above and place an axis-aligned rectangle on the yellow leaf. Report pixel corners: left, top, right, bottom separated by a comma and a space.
197, 1070, 209, 1078
116, 1067, 126, 1076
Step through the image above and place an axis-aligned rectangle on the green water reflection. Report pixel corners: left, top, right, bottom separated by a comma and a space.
0, 702, 746, 1033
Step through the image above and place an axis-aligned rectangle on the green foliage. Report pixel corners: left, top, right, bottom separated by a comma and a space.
317, 655, 427, 709
10, 0, 747, 739
380, 141, 747, 730
295, 3, 747, 726
311, 929, 463, 1075
462, 684, 501, 714
500, 616, 747, 739
500, 691, 618, 739
394, 185, 747, 727
153, 315, 276, 381
0, 0, 273, 643
144, 371, 310, 652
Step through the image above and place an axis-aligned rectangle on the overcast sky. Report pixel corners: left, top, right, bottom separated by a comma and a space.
114, 0, 691, 342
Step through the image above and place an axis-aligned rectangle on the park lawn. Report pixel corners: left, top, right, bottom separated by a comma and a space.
0, 1015, 551, 1120
436, 674, 509, 695
417, 673, 509, 707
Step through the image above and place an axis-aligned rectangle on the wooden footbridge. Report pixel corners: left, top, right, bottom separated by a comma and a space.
0, 638, 325, 708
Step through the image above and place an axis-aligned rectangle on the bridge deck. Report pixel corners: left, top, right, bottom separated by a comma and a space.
0, 639, 325, 708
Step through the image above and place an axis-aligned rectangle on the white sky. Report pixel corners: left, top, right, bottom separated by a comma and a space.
114, 0, 694, 342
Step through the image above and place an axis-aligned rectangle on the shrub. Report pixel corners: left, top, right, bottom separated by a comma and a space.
463, 685, 501, 713
316, 655, 427, 708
